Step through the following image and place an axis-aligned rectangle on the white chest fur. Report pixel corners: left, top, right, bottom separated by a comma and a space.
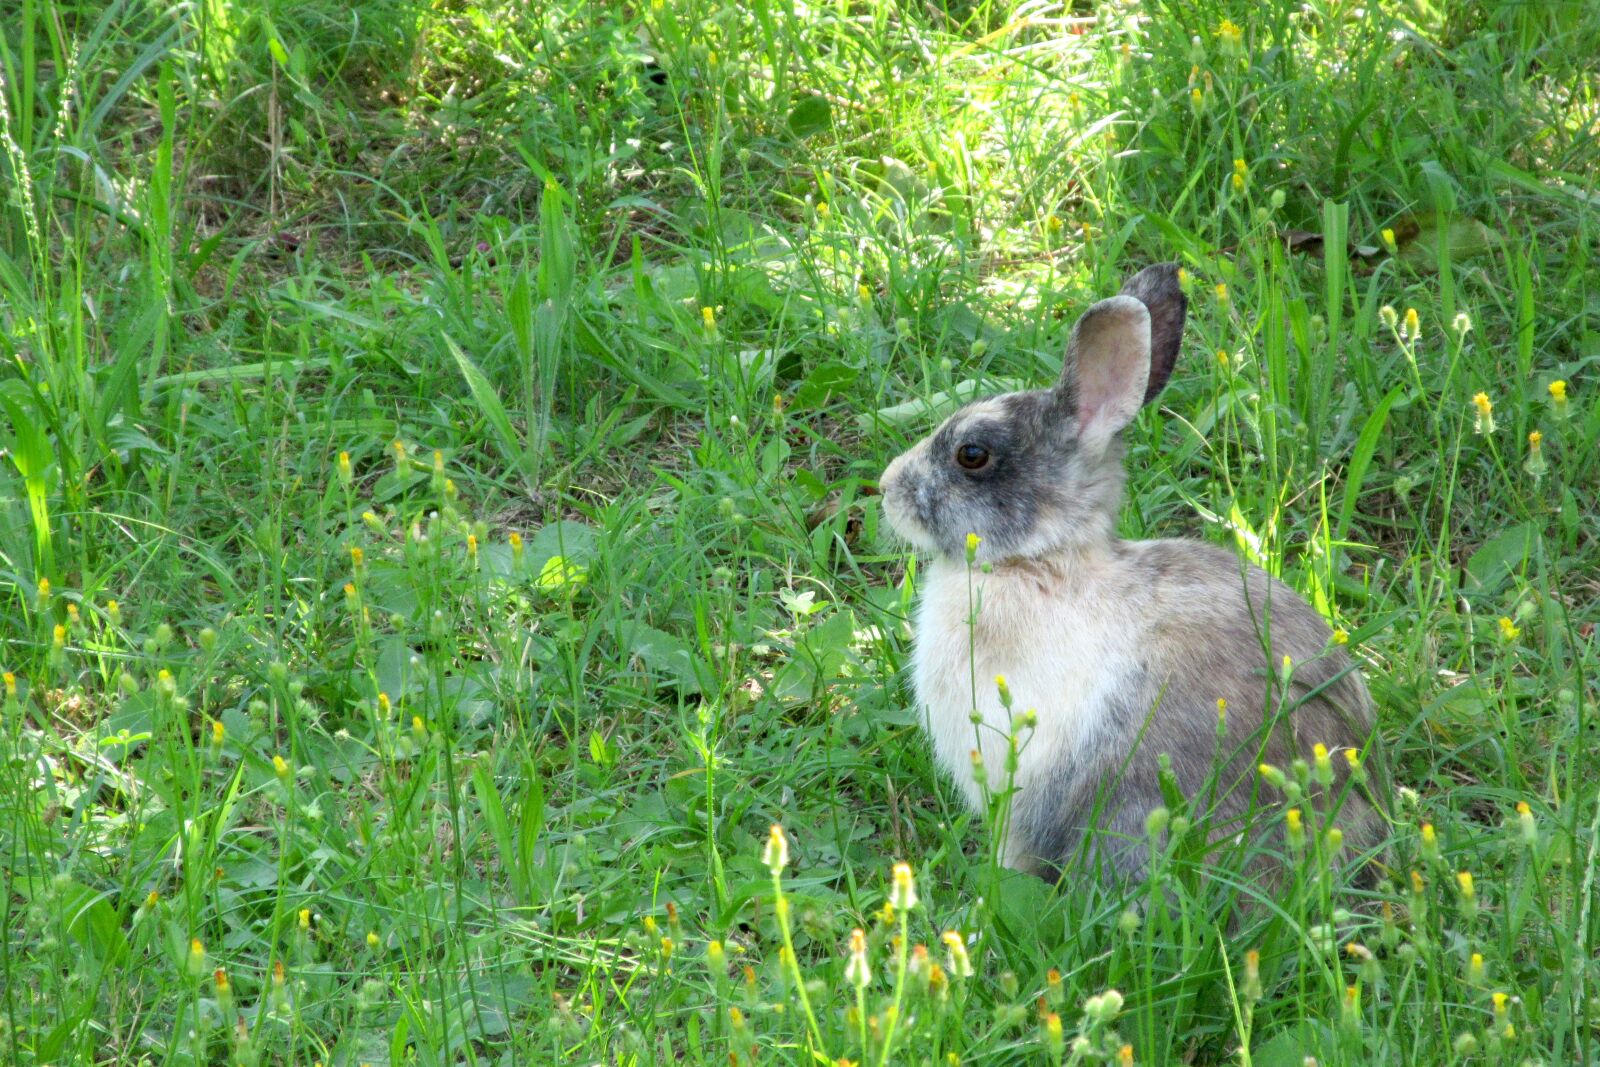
910, 554, 1140, 817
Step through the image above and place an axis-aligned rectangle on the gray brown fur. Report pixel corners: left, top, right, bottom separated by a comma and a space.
880, 263, 1387, 885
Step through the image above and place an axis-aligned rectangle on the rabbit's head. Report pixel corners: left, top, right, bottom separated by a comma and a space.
880, 264, 1187, 562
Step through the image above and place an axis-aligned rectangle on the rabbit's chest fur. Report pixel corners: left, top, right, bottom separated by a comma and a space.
911, 552, 1142, 814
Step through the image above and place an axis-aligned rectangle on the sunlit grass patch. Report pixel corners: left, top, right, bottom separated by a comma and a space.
2, 0, 1598, 1063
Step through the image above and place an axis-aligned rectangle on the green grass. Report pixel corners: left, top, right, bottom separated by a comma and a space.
2, 0, 1598, 1063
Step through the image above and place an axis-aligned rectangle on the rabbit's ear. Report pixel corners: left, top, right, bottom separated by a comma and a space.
1056, 295, 1151, 448
1118, 263, 1188, 404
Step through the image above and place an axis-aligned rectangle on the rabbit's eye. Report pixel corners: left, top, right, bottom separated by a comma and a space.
955, 443, 991, 470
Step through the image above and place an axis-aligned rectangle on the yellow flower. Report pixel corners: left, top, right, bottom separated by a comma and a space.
890, 862, 918, 911
337, 451, 353, 487
273, 755, 290, 780
763, 824, 789, 873
1525, 430, 1547, 480
701, 306, 717, 332
964, 531, 981, 563
941, 930, 973, 977
509, 531, 524, 564
1403, 307, 1420, 338
994, 674, 1012, 707
466, 534, 478, 561
377, 692, 391, 717
1472, 392, 1496, 434
1043, 1012, 1064, 1056
1285, 807, 1304, 849
844, 927, 871, 988
1498, 616, 1520, 641
815, 200, 829, 218
1468, 953, 1485, 983
1190, 85, 1205, 111
367, 931, 380, 949
1421, 822, 1439, 862
1381, 228, 1397, 254
1332, 628, 1349, 645
1549, 378, 1570, 421
4, 671, 18, 698
1516, 801, 1537, 845
1216, 18, 1243, 51
1214, 282, 1229, 304
1456, 870, 1475, 900
350, 545, 365, 571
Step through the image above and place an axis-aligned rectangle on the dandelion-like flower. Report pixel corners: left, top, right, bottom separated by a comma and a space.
1313, 742, 1333, 787
1042, 1012, 1065, 1056
1456, 870, 1478, 919
701, 306, 717, 333
1498, 616, 1520, 642
1214, 282, 1229, 305
1420, 822, 1439, 862
995, 674, 1012, 708
337, 451, 353, 487
273, 755, 290, 781
1403, 307, 1420, 338
1548, 379, 1569, 420
763, 824, 789, 873
1525, 430, 1547, 481
941, 930, 973, 978
965, 532, 981, 564
1472, 392, 1495, 434
1468, 953, 1485, 984
1216, 18, 1243, 52
1381, 228, 1397, 254
1516, 801, 1537, 846
1243, 949, 1262, 1002
844, 928, 871, 989
1285, 808, 1305, 849
1231, 158, 1247, 193
890, 862, 918, 911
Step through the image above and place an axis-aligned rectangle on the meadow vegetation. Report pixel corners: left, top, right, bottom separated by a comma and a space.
1, 0, 1597, 1063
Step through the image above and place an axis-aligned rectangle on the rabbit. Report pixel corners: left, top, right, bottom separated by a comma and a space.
879, 263, 1385, 884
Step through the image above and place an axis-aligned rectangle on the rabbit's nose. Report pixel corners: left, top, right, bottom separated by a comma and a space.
880, 452, 907, 492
